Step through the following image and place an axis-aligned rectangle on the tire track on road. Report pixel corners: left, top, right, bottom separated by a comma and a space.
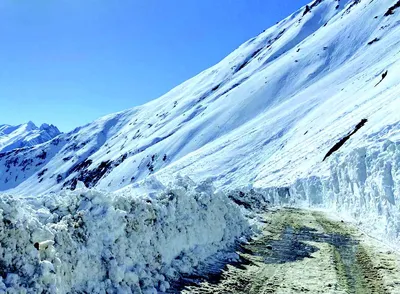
179, 209, 399, 293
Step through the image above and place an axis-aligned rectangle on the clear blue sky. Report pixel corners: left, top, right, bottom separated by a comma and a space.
0, 0, 310, 132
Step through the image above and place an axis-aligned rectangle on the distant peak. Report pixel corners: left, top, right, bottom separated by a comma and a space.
25, 121, 38, 130
39, 123, 50, 130
39, 123, 61, 135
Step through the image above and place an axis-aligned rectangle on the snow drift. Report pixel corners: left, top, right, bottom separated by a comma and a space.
0, 177, 249, 293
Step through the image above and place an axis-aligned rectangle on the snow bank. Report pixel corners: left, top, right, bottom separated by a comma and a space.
227, 139, 400, 247
240, 140, 400, 247
291, 139, 400, 246
227, 186, 291, 211
0, 177, 249, 293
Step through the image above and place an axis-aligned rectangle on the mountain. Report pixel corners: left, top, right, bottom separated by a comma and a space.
0, 122, 61, 153
1, 0, 400, 195
3, 1, 400, 292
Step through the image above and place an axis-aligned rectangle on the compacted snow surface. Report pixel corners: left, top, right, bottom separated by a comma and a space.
2, 0, 400, 292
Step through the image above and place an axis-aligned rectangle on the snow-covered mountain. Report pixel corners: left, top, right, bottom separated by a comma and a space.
1, 0, 400, 196
3, 0, 400, 292
0, 122, 61, 153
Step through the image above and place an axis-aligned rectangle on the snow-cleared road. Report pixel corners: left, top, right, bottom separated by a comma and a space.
182, 209, 400, 294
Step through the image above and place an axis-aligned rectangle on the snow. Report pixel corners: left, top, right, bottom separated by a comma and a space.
289, 139, 400, 247
0, 176, 249, 293
232, 140, 400, 249
0, 122, 61, 153
0, 0, 398, 197
1, 0, 400, 290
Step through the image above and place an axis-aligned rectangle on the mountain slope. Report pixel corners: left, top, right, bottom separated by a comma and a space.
0, 122, 61, 153
2, 0, 400, 195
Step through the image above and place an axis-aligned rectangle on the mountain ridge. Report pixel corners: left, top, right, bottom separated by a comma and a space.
0, 122, 61, 153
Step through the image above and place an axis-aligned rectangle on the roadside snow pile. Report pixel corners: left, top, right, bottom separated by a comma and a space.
227, 187, 291, 211
0, 177, 249, 293
291, 140, 400, 247
231, 139, 400, 247
289, 140, 400, 247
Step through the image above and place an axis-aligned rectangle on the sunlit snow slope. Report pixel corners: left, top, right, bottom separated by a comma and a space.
2, 0, 400, 195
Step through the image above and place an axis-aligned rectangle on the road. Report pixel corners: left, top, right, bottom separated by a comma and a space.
180, 208, 400, 294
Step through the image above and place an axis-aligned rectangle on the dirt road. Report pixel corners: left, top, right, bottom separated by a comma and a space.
180, 208, 400, 294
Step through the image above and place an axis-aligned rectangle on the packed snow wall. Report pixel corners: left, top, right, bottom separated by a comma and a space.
0, 177, 249, 293
291, 139, 400, 246
229, 140, 400, 247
